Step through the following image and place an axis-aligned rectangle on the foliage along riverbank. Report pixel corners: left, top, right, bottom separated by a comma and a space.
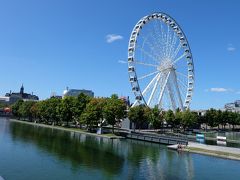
9, 93, 240, 134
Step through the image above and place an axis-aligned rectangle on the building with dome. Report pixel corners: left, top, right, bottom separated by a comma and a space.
63, 87, 94, 98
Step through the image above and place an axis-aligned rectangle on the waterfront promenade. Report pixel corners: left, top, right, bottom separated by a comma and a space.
168, 142, 240, 161
187, 142, 240, 160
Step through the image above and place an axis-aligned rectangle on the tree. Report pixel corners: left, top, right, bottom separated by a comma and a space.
204, 108, 218, 129
37, 100, 48, 122
73, 93, 91, 124
216, 110, 223, 130
164, 110, 175, 131
11, 100, 24, 119
103, 94, 127, 133
44, 97, 61, 125
80, 98, 104, 131
174, 108, 182, 129
58, 96, 75, 126
235, 113, 240, 129
18, 101, 36, 121
228, 111, 238, 129
128, 105, 145, 131
180, 110, 197, 130
148, 106, 164, 129
30, 102, 40, 121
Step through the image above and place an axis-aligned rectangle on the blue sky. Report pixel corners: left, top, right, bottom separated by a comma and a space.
0, 0, 239, 110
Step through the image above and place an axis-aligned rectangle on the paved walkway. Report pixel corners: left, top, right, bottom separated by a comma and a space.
188, 142, 240, 154
168, 142, 240, 161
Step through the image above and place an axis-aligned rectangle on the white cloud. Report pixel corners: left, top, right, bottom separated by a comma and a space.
227, 44, 236, 52
118, 60, 127, 64
106, 34, 123, 43
208, 88, 229, 92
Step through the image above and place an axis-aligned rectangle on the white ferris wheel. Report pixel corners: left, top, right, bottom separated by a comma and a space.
128, 13, 194, 111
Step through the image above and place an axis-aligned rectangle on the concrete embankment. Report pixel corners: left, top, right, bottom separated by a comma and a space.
9, 119, 124, 139
168, 142, 240, 161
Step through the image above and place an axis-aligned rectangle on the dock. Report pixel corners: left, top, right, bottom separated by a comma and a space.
125, 133, 188, 145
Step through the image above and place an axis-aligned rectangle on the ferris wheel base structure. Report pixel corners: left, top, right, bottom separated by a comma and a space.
128, 12, 194, 111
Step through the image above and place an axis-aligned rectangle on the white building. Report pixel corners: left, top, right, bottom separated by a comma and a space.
63, 87, 94, 98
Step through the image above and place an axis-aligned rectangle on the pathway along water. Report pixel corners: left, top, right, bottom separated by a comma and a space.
1, 117, 240, 180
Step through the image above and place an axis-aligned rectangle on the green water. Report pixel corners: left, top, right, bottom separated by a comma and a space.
1, 118, 240, 180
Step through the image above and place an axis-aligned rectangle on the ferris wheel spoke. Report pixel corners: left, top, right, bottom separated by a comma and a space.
172, 71, 184, 110
148, 32, 165, 62
151, 21, 167, 60
171, 42, 182, 59
132, 100, 139, 107
154, 20, 168, 63
176, 71, 188, 79
135, 60, 158, 67
141, 73, 160, 96
166, 24, 171, 58
172, 53, 186, 65
168, 33, 177, 58
152, 21, 164, 58
157, 71, 171, 107
177, 79, 188, 99
166, 80, 177, 111
178, 83, 188, 104
141, 35, 163, 62
138, 71, 159, 80
177, 78, 188, 89
147, 73, 161, 106
136, 45, 159, 63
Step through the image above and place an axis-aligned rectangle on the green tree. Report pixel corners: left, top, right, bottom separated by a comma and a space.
103, 94, 127, 133
180, 110, 197, 130
18, 101, 36, 121
216, 110, 223, 130
11, 100, 24, 119
80, 98, 104, 131
58, 96, 75, 126
204, 108, 218, 129
164, 110, 175, 131
235, 113, 240, 128
30, 102, 40, 121
0, 102, 6, 108
44, 97, 61, 125
228, 111, 238, 129
221, 111, 230, 130
174, 109, 182, 129
149, 106, 164, 129
72, 93, 92, 126
37, 100, 48, 122
128, 105, 145, 131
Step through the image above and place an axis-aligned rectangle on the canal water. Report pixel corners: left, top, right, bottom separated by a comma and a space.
1, 117, 240, 180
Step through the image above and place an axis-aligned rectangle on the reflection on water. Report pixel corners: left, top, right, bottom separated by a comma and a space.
205, 132, 240, 148
205, 132, 240, 140
1, 118, 240, 180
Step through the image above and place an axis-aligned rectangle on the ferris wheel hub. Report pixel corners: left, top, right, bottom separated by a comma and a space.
158, 59, 174, 72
